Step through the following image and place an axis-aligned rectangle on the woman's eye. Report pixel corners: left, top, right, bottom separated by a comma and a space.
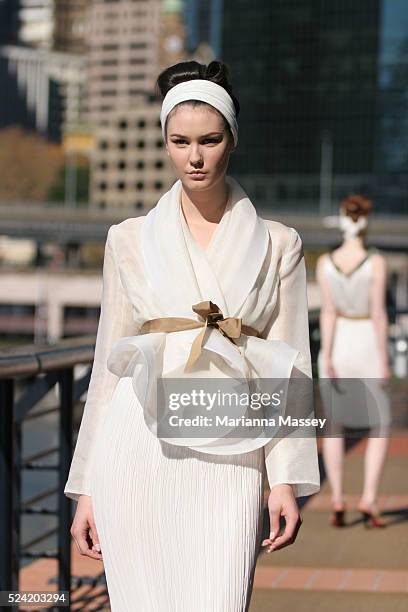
172, 138, 220, 145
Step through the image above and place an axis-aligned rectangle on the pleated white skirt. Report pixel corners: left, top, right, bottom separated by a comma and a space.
90, 376, 266, 612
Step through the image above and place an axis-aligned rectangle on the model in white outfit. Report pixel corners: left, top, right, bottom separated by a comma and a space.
317, 249, 392, 429
64, 62, 320, 611
316, 194, 391, 528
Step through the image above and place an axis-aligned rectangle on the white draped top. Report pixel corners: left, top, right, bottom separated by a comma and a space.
64, 178, 321, 502
323, 251, 376, 317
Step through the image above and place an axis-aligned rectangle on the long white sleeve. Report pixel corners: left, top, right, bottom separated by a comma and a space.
64, 226, 138, 502
262, 227, 321, 498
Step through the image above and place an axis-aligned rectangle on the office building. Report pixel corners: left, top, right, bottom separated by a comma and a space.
184, 0, 222, 57
90, 96, 175, 211
0, 45, 86, 141
86, 0, 162, 125
221, 0, 408, 214
53, 0, 89, 54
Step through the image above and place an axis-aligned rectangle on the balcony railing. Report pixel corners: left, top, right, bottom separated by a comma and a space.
0, 335, 101, 609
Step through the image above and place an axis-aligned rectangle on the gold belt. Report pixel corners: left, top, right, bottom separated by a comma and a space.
139, 300, 260, 371
336, 311, 371, 320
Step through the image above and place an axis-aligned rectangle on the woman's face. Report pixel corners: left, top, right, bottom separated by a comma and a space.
165, 103, 235, 192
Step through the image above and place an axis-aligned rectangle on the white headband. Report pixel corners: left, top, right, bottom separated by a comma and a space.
339, 211, 368, 239
160, 79, 238, 146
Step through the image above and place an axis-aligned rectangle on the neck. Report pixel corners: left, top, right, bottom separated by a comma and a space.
180, 177, 229, 224
341, 235, 365, 249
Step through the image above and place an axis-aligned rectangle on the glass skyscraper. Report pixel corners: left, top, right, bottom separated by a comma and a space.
221, 0, 407, 215
184, 0, 223, 56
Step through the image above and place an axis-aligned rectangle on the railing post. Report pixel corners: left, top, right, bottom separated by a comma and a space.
58, 368, 74, 605
0, 378, 19, 591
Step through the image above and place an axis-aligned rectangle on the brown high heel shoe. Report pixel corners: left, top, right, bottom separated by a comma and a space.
330, 503, 346, 528
358, 504, 386, 528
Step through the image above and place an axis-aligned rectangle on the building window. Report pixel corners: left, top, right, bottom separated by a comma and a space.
117, 181, 126, 190
137, 119, 146, 128
277, 184, 287, 200
119, 140, 127, 150
136, 160, 145, 169
154, 181, 163, 190
99, 182, 107, 191
136, 181, 144, 190
118, 160, 126, 170
155, 159, 164, 169
118, 119, 128, 129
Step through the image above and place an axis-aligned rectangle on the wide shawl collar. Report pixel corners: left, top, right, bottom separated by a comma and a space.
107, 175, 299, 454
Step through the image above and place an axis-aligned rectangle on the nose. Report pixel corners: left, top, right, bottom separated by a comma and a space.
189, 144, 204, 167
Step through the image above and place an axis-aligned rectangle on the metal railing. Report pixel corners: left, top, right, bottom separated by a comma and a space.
0, 335, 105, 610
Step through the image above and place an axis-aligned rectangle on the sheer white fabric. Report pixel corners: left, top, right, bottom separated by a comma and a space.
261, 225, 320, 497
322, 252, 375, 316
64, 217, 320, 502
64, 228, 139, 501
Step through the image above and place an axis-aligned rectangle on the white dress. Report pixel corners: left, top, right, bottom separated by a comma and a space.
64, 177, 320, 611
317, 250, 391, 430
89, 375, 265, 611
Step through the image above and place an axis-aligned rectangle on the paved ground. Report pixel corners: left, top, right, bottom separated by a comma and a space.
250, 433, 408, 611
20, 432, 407, 611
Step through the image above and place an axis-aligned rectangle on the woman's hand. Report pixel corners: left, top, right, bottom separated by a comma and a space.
70, 495, 103, 561
261, 484, 302, 553
380, 360, 392, 387
323, 354, 337, 379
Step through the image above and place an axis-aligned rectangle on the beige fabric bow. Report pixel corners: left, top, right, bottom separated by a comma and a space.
139, 300, 259, 371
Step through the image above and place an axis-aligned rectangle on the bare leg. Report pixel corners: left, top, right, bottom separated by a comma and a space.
322, 434, 345, 508
358, 427, 390, 513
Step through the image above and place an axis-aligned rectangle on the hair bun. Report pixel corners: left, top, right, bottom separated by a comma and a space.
341, 193, 373, 222
205, 61, 228, 86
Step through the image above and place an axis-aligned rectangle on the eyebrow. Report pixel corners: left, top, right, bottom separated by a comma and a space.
169, 132, 223, 138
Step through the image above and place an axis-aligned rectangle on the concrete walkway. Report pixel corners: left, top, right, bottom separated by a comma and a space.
250, 432, 408, 611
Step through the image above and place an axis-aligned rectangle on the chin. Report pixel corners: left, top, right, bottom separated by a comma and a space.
184, 176, 212, 188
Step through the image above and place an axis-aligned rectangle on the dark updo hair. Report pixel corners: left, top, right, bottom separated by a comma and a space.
340, 193, 373, 223
155, 60, 240, 143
